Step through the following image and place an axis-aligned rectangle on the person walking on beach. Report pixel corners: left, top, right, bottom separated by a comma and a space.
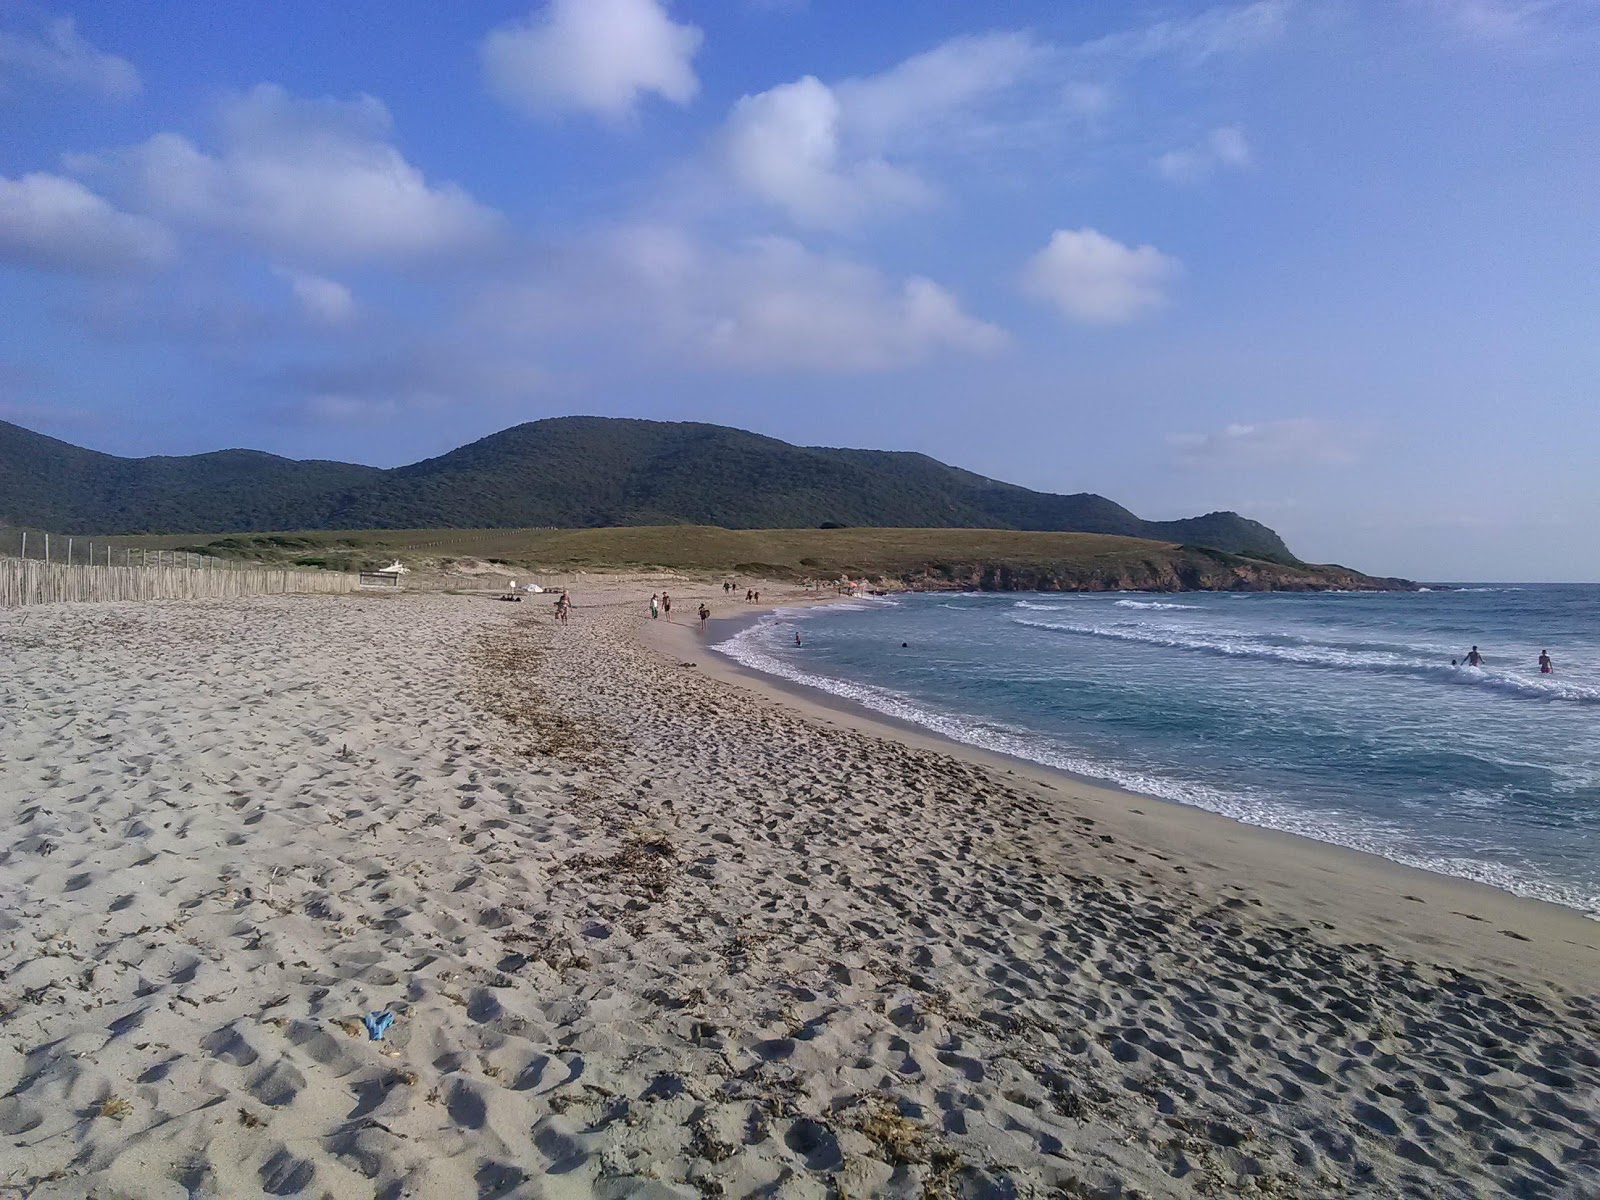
1539, 649, 1554, 674
650, 593, 660, 620
662, 592, 672, 621
698, 603, 710, 631
1463, 645, 1484, 667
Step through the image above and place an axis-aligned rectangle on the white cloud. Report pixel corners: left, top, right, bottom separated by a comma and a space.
834, 33, 1044, 149
1167, 418, 1359, 466
0, 15, 140, 100
721, 33, 1040, 228
696, 238, 1008, 371
275, 268, 356, 325
722, 76, 930, 229
488, 225, 1006, 372
482, 0, 702, 120
1021, 228, 1180, 324
1084, 0, 1292, 65
83, 84, 499, 265
1155, 125, 1252, 183
0, 172, 172, 274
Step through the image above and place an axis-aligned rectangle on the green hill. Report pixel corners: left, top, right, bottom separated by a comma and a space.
0, 415, 1297, 559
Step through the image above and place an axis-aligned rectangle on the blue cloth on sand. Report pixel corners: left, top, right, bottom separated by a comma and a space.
363, 1011, 395, 1040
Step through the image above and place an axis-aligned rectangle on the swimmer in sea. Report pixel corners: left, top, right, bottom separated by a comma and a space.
1463, 645, 1485, 667
1539, 650, 1553, 674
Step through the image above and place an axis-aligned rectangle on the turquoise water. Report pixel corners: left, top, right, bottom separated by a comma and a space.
716, 586, 1600, 914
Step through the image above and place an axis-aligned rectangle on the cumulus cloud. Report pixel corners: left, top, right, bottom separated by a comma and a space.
694, 237, 1008, 370
722, 77, 930, 229
0, 15, 140, 100
488, 225, 1006, 372
0, 172, 172, 274
82, 84, 499, 265
482, 0, 702, 120
1021, 228, 1180, 324
722, 32, 1040, 228
1155, 125, 1251, 183
274, 268, 356, 325
1167, 418, 1360, 466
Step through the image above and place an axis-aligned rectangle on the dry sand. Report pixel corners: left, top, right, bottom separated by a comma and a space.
1, 583, 1596, 1199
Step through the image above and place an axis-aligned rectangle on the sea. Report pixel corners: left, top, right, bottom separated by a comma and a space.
715, 585, 1600, 916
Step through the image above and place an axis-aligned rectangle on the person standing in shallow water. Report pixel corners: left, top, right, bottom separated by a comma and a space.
698, 603, 710, 632
1539, 650, 1553, 674
1463, 645, 1485, 667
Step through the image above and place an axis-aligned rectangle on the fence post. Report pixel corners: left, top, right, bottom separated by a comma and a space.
44, 533, 50, 561
19, 531, 25, 559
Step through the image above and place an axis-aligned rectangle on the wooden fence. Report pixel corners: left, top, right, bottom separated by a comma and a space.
0, 558, 358, 608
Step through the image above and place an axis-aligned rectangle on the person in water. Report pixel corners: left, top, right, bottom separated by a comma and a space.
1463, 645, 1485, 667
1539, 650, 1553, 674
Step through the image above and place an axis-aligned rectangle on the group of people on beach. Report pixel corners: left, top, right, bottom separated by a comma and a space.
719, 581, 761, 602
1452, 645, 1555, 674
648, 589, 714, 631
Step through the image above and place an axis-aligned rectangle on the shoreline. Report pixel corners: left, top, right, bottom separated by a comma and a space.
5, 586, 1598, 1197
644, 592, 1600, 995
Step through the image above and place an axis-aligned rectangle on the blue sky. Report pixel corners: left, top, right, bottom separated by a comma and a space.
1, 0, 1597, 579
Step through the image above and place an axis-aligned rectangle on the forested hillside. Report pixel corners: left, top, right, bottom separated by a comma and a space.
0, 416, 1297, 560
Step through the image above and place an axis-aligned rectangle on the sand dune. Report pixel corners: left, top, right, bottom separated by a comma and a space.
1, 587, 1596, 1198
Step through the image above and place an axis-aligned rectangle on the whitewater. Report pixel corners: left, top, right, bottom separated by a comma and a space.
717, 586, 1600, 914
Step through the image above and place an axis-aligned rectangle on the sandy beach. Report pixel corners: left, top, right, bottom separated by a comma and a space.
2, 582, 1597, 1199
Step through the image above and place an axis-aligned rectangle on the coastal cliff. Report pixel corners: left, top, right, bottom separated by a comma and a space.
890, 547, 1409, 593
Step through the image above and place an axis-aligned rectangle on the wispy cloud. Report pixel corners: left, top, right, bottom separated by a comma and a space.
720, 32, 1041, 228
0, 14, 140, 101
273, 268, 357, 326
1167, 418, 1361, 467
1155, 125, 1252, 183
1418, 0, 1600, 43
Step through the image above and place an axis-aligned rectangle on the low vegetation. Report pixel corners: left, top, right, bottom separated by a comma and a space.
92, 525, 1406, 591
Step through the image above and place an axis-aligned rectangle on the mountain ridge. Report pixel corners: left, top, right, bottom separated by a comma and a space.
0, 415, 1299, 560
